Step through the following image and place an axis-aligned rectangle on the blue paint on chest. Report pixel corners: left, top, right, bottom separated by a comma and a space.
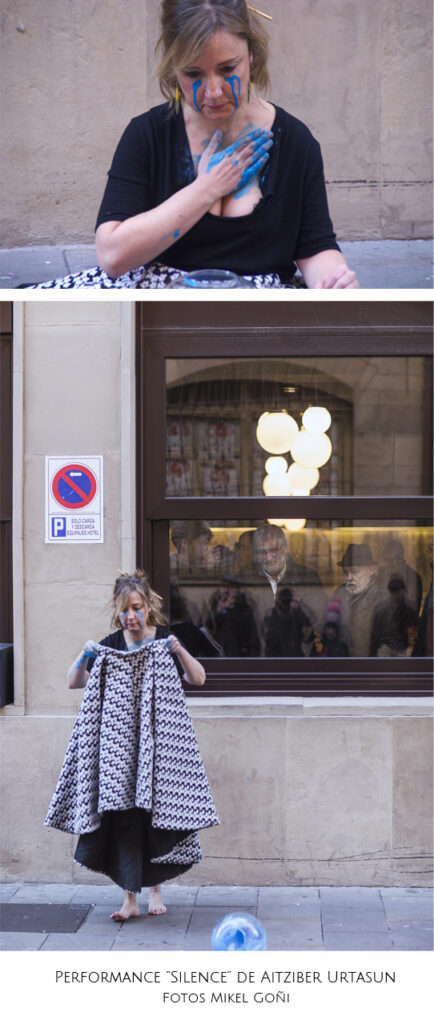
192, 80, 202, 112
224, 75, 241, 108
232, 179, 256, 199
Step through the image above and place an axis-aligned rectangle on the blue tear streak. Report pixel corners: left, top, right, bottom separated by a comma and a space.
193, 80, 202, 112
224, 75, 241, 108
121, 608, 144, 628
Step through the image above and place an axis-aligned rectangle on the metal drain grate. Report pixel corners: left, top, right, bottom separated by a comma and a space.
0, 903, 93, 933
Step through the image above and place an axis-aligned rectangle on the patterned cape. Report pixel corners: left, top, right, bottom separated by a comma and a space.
45, 641, 219, 840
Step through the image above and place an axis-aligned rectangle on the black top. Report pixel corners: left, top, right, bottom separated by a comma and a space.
205, 595, 260, 657
87, 627, 184, 679
96, 103, 340, 283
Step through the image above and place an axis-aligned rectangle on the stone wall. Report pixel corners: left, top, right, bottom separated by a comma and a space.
2, 701, 432, 887
1, 0, 432, 246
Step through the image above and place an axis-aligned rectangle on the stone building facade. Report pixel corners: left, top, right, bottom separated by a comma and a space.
1, 299, 432, 888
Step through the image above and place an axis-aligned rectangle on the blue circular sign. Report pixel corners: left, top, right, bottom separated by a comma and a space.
52, 463, 97, 509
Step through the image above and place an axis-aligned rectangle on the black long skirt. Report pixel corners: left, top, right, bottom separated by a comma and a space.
74, 808, 195, 893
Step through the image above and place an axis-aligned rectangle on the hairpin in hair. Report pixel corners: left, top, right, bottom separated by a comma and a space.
247, 5, 273, 19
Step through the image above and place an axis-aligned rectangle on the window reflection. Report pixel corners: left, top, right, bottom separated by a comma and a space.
169, 522, 433, 659
166, 357, 432, 498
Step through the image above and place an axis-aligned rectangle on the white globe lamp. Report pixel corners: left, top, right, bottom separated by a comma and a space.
302, 406, 331, 433
262, 473, 292, 496
284, 519, 306, 532
287, 463, 320, 490
290, 429, 332, 469
264, 456, 288, 476
256, 411, 299, 454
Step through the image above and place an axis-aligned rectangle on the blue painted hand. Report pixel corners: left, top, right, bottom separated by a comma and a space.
74, 640, 98, 669
230, 144, 272, 196
196, 127, 273, 203
206, 128, 273, 174
165, 634, 180, 654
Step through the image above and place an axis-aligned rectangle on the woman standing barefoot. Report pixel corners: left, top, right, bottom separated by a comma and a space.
48, 570, 216, 921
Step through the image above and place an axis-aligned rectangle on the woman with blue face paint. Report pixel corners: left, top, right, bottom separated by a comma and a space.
67, 569, 206, 920
30, 0, 358, 289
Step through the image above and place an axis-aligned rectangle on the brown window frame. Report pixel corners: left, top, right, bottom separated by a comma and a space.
136, 301, 433, 697
0, 302, 13, 707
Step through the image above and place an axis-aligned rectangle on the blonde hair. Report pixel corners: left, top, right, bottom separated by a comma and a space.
111, 570, 167, 629
156, 0, 270, 107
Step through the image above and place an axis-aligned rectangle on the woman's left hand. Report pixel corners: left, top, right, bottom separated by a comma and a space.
165, 634, 206, 687
165, 633, 181, 654
298, 252, 359, 290
313, 264, 359, 289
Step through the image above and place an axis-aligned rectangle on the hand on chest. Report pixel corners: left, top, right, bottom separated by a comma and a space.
190, 124, 269, 217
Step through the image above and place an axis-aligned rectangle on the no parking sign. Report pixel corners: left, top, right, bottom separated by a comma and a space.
45, 457, 103, 543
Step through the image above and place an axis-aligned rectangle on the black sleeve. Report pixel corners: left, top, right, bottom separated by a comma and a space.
294, 136, 340, 260
95, 118, 153, 228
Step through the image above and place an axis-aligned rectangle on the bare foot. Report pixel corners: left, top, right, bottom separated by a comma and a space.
148, 886, 167, 916
110, 892, 140, 922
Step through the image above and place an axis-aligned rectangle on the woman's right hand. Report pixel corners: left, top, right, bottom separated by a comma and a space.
67, 640, 97, 688
197, 129, 272, 203
83, 640, 99, 658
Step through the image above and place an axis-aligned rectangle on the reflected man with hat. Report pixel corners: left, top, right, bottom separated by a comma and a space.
334, 543, 388, 657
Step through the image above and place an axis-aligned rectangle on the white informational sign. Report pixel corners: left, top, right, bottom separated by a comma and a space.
45, 456, 103, 543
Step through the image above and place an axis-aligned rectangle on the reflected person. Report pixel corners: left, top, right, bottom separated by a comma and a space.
252, 523, 327, 626
170, 584, 222, 657
171, 520, 213, 576
264, 587, 311, 656
206, 576, 260, 656
334, 544, 388, 658
370, 576, 420, 657
311, 599, 349, 658
233, 529, 254, 576
377, 540, 422, 613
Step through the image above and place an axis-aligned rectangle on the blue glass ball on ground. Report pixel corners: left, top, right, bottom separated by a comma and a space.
212, 912, 267, 951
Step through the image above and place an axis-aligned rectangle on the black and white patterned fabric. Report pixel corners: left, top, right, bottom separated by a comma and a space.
45, 641, 219, 842
27, 260, 285, 290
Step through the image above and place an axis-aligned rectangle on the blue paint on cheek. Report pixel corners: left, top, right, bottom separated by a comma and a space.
173, 229, 180, 239
224, 75, 241, 108
192, 80, 202, 112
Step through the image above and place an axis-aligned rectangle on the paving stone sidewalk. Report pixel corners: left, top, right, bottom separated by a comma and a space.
0, 240, 432, 289
0, 883, 432, 951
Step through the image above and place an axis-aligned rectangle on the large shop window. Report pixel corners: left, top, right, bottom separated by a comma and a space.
136, 305, 433, 697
